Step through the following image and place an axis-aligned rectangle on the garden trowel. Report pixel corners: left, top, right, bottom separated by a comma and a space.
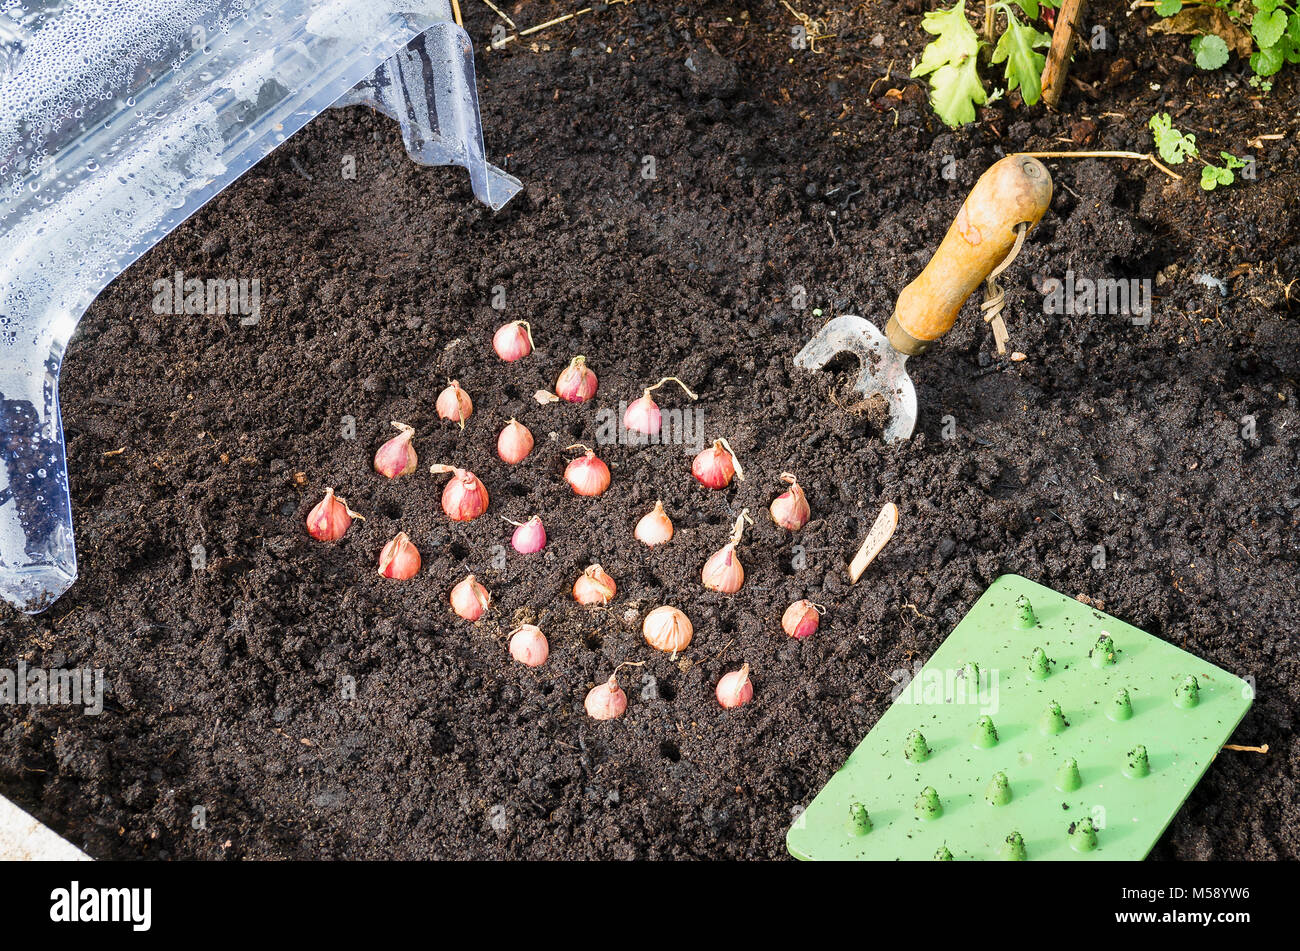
795, 154, 1053, 443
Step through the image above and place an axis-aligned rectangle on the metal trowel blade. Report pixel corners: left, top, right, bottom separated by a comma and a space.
794, 315, 918, 444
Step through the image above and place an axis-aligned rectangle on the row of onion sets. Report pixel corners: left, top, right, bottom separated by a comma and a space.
303, 321, 823, 717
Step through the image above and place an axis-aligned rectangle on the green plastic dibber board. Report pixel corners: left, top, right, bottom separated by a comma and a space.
787, 575, 1253, 861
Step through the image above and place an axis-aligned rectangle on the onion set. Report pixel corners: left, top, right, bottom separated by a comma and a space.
493, 320, 535, 362
584, 662, 643, 721
573, 564, 616, 605
716, 664, 753, 709
377, 532, 420, 580
692, 437, 743, 489
373, 421, 418, 478
497, 418, 534, 464
564, 444, 611, 497
769, 472, 810, 530
435, 380, 473, 428
623, 377, 697, 436
634, 501, 673, 546
450, 575, 491, 621
555, 355, 598, 403
508, 624, 549, 666
642, 605, 693, 657
430, 465, 489, 520
701, 509, 752, 593
306, 488, 363, 541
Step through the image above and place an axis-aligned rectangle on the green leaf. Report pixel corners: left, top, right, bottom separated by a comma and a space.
1012, 0, 1040, 19
912, 2, 986, 127
992, 16, 1051, 105
1154, 0, 1183, 15
1251, 41, 1286, 75
1200, 165, 1234, 191
1254, 0, 1279, 15
928, 57, 988, 127
1191, 33, 1230, 69
912, 1, 980, 79
1220, 152, 1245, 169
1253, 9, 1288, 47
1148, 112, 1198, 165
1285, 17, 1300, 61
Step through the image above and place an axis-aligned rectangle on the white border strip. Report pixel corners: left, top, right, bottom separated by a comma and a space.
0, 795, 89, 861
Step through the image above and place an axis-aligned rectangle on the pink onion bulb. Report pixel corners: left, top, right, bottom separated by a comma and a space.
509, 624, 549, 667
450, 574, 491, 621
623, 377, 697, 436
585, 675, 628, 720
716, 664, 754, 709
431, 465, 489, 521
306, 488, 362, 541
643, 605, 693, 656
564, 445, 611, 497
374, 421, 418, 478
692, 438, 743, 489
436, 380, 473, 427
702, 510, 751, 594
623, 393, 660, 435
634, 501, 674, 546
493, 320, 534, 362
573, 564, 616, 605
497, 418, 534, 464
770, 472, 810, 530
509, 516, 547, 554
702, 545, 743, 593
782, 600, 821, 639
555, 356, 598, 403
378, 532, 421, 580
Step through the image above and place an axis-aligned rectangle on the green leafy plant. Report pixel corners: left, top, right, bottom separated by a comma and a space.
1201, 152, 1245, 190
1157, 0, 1300, 78
1148, 113, 1249, 191
912, 0, 1056, 127
1149, 112, 1198, 164
1191, 33, 1230, 69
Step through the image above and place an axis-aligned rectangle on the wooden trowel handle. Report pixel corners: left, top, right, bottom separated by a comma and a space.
886, 155, 1052, 356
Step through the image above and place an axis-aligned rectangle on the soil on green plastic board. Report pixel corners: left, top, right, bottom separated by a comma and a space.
2, 1, 1297, 860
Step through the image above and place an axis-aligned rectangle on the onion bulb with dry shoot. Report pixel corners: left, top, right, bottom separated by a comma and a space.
435, 380, 473, 427
623, 377, 697, 436
493, 320, 535, 362
450, 574, 491, 621
430, 465, 489, 520
692, 437, 743, 489
769, 472, 810, 530
373, 422, 418, 478
507, 515, 546, 554
701, 509, 752, 593
555, 355, 598, 403
781, 600, 822, 639
377, 532, 420, 580
716, 664, 754, 709
306, 488, 363, 541
584, 661, 644, 721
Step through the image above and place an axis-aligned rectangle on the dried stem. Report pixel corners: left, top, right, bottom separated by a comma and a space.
645, 376, 698, 400
715, 437, 744, 481
1023, 150, 1183, 181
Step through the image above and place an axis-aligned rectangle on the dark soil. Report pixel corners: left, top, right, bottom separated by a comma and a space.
2, 1, 1297, 860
